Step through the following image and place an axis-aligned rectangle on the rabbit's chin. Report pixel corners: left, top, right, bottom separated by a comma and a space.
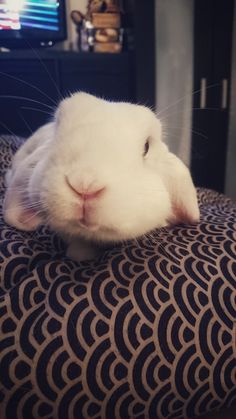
75, 225, 123, 243
52, 213, 169, 244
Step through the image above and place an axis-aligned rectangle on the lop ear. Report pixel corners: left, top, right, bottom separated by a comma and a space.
3, 171, 42, 231
3, 123, 54, 231
160, 151, 200, 225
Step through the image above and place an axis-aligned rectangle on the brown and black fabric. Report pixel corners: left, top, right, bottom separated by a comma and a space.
0, 135, 236, 419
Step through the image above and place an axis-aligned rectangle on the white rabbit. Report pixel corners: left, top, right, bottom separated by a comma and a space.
3, 92, 199, 261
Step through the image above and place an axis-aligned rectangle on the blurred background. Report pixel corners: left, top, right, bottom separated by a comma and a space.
0, 0, 235, 199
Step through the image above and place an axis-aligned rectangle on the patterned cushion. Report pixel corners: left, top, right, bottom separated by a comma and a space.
0, 135, 236, 419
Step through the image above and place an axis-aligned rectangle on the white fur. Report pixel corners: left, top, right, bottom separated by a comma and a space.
3, 92, 200, 261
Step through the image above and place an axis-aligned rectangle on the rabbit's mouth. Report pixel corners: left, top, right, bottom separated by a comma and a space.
78, 218, 99, 232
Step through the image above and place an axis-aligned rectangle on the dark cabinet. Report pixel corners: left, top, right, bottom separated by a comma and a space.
0, 50, 135, 136
191, 0, 234, 192
58, 53, 134, 100
0, 0, 156, 138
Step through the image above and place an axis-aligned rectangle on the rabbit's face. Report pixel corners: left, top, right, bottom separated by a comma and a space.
4, 93, 200, 242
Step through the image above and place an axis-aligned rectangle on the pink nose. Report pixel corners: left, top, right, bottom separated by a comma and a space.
65, 177, 105, 200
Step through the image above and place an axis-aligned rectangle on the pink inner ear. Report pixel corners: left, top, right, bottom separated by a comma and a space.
18, 208, 42, 230
169, 204, 199, 226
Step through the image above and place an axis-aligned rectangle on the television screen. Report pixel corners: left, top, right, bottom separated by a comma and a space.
0, 0, 67, 47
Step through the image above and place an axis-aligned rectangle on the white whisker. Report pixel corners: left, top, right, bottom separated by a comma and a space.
157, 82, 220, 117
21, 209, 43, 225
0, 95, 55, 111
18, 112, 33, 134
25, 41, 64, 102
0, 121, 18, 138
21, 106, 54, 117
0, 70, 58, 107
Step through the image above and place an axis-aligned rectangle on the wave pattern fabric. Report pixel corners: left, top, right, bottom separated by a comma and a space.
0, 135, 236, 419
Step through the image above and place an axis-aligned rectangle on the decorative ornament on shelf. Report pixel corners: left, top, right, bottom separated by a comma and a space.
71, 0, 124, 53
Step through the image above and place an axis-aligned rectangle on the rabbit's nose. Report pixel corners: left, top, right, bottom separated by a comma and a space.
65, 176, 105, 200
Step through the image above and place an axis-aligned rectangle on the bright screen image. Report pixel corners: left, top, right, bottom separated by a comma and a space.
0, 0, 60, 31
